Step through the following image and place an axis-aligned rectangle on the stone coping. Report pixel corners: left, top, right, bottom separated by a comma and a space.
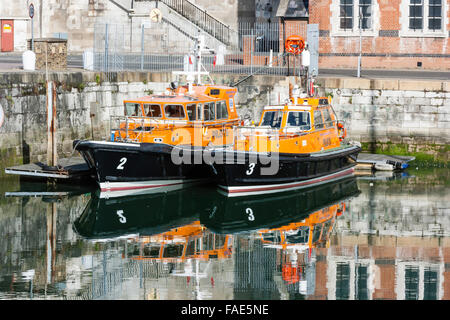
315, 77, 450, 92
0, 70, 448, 92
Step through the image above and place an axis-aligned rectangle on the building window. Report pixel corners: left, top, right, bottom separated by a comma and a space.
359, 0, 372, 29
340, 0, 354, 29
408, 0, 443, 31
336, 262, 350, 300
428, 0, 442, 30
409, 0, 424, 30
405, 266, 420, 300
340, 0, 373, 31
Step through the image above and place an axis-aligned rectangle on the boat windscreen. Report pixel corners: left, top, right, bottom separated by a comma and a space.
125, 103, 142, 116
287, 111, 311, 130
164, 104, 186, 119
216, 100, 229, 119
144, 104, 162, 118
260, 111, 283, 128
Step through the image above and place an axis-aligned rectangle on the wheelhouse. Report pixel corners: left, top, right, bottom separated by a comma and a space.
113, 85, 239, 146
259, 103, 338, 132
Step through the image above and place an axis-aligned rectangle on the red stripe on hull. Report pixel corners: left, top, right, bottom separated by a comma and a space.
227, 168, 355, 194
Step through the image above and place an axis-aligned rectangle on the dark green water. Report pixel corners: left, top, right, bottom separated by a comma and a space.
0, 168, 448, 300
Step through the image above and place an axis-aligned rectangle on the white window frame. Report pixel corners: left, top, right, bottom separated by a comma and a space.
396, 261, 444, 300
330, 0, 380, 37
399, 0, 448, 37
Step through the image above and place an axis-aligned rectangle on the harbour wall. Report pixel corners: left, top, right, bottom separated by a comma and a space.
0, 71, 448, 173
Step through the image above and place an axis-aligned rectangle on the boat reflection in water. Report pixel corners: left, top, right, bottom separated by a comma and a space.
74, 187, 233, 263
73, 177, 359, 295
201, 176, 360, 235
75, 176, 358, 249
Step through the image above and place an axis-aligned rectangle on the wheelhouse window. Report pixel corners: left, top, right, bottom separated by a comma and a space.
286, 111, 311, 130
314, 110, 325, 129
216, 100, 229, 119
203, 102, 216, 121
125, 103, 142, 117
143, 104, 162, 118
260, 110, 283, 128
162, 244, 184, 258
186, 103, 197, 120
143, 244, 161, 258
321, 107, 333, 127
164, 104, 186, 119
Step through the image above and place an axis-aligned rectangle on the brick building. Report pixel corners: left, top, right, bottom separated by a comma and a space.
308, 0, 450, 70
253, 0, 449, 70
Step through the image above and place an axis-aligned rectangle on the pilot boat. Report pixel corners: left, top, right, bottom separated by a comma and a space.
74, 36, 240, 195
208, 92, 361, 197
74, 84, 238, 195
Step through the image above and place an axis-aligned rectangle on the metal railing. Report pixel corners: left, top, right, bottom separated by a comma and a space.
137, 0, 231, 45
93, 21, 310, 77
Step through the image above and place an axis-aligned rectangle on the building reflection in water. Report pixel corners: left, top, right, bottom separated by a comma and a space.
0, 170, 449, 300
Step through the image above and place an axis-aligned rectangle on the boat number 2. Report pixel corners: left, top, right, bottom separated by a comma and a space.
246, 163, 256, 175
117, 157, 127, 170
116, 210, 126, 224
246, 208, 255, 221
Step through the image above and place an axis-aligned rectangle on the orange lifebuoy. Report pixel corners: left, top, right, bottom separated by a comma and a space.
285, 35, 305, 55
337, 122, 347, 141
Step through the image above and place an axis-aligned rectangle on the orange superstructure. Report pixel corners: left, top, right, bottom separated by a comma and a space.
128, 221, 233, 263
112, 84, 239, 147
233, 96, 346, 154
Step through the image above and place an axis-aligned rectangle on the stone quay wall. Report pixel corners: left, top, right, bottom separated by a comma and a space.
0, 71, 448, 173
314, 78, 450, 160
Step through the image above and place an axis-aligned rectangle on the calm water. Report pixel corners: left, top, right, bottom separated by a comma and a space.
0, 168, 448, 300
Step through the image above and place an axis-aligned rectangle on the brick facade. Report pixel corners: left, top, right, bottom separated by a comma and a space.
309, 0, 450, 70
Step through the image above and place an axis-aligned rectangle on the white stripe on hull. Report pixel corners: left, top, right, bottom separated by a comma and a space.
99, 178, 209, 198
218, 167, 355, 197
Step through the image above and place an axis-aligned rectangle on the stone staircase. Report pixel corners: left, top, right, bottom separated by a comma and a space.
135, 0, 232, 46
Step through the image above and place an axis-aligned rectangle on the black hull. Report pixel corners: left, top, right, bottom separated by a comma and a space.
73, 178, 360, 239
73, 187, 215, 240
210, 144, 361, 196
74, 140, 213, 194
201, 176, 360, 234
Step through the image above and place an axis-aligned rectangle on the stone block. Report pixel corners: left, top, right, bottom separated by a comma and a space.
353, 95, 374, 105
342, 78, 372, 89
420, 105, 439, 113
425, 91, 445, 98
403, 91, 425, 98
437, 121, 450, 129
372, 79, 399, 90
443, 82, 450, 92
403, 120, 421, 128
430, 98, 444, 106
399, 80, 443, 91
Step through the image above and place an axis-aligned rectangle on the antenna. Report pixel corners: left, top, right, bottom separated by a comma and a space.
172, 32, 214, 92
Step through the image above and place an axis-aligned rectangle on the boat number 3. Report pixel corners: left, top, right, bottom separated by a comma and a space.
246, 208, 255, 221
246, 163, 256, 175
116, 157, 127, 170
116, 210, 126, 224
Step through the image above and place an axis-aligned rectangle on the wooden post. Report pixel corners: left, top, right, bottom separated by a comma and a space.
46, 81, 57, 166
